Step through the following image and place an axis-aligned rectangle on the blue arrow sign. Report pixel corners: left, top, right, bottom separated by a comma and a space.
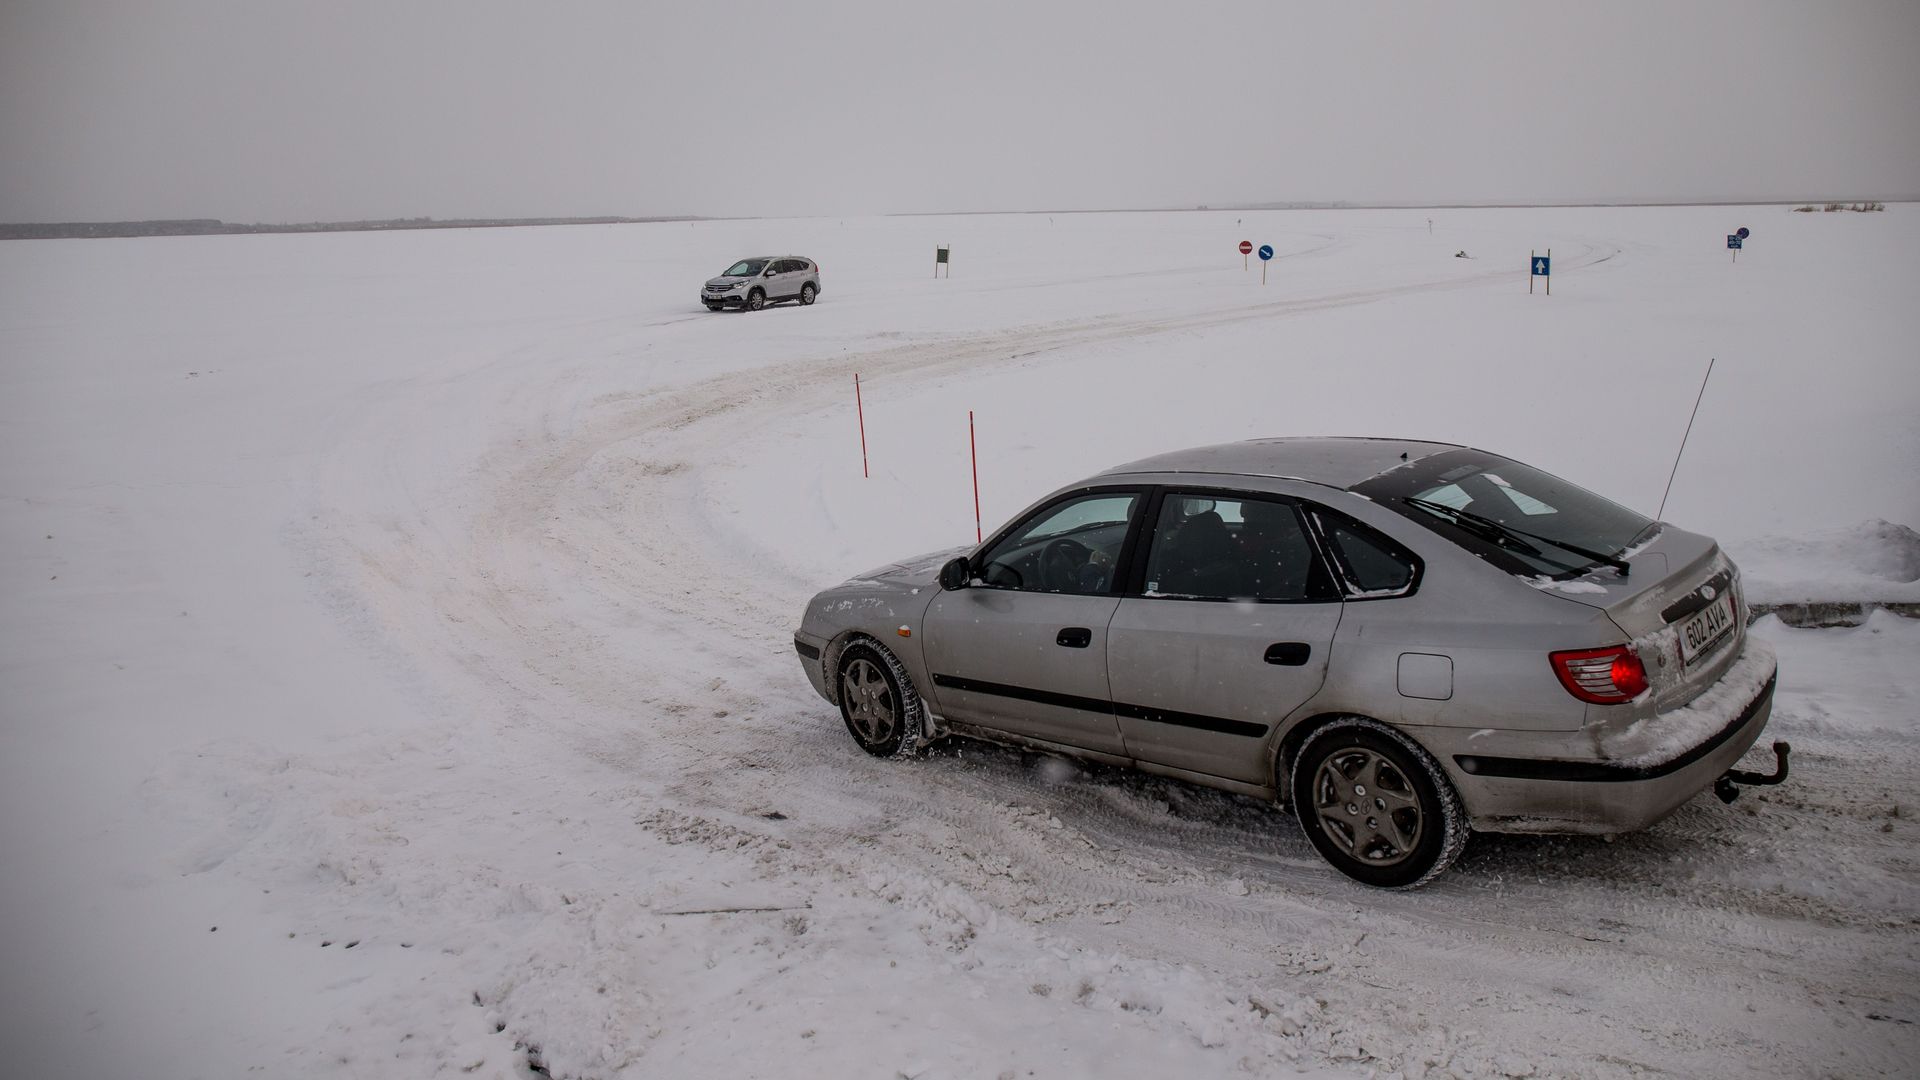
1736, 227, 1750, 240
1727, 235, 1742, 249
1531, 256, 1551, 276
1257, 244, 1274, 261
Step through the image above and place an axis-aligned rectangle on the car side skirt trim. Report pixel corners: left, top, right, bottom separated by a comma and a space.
930, 674, 1269, 739
1453, 671, 1776, 783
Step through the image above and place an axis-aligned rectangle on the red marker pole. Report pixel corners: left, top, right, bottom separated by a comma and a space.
969, 410, 982, 543
855, 373, 869, 478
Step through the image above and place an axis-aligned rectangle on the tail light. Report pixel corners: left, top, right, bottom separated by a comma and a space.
1550, 645, 1648, 704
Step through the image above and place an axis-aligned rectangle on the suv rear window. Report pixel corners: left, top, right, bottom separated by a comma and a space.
1351, 449, 1653, 578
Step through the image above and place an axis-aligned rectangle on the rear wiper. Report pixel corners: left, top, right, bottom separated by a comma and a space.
1403, 497, 1630, 576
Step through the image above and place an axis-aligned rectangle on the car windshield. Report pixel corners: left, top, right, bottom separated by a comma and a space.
1352, 448, 1654, 578
722, 260, 767, 277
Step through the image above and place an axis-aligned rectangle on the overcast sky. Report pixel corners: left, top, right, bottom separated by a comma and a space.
3, 0, 1916, 223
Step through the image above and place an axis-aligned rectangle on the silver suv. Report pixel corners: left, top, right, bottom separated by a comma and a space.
702, 256, 821, 312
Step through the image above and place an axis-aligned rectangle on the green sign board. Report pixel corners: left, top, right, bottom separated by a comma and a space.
935, 246, 950, 264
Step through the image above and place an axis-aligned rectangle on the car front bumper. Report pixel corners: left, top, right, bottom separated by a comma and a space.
703, 292, 747, 306
795, 632, 832, 701
1439, 655, 1779, 835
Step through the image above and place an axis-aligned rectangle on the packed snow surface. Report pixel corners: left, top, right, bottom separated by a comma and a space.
3, 207, 1918, 1078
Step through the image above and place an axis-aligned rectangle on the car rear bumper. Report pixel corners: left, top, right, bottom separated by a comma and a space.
1445, 659, 1779, 834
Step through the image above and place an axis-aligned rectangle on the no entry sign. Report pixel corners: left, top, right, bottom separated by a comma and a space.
1238, 241, 1253, 255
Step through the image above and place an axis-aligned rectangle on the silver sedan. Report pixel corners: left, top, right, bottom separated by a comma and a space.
793, 438, 1782, 888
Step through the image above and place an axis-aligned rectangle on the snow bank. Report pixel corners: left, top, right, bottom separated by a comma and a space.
1729, 519, 1920, 606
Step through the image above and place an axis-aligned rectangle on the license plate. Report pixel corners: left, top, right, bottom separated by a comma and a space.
1678, 593, 1737, 666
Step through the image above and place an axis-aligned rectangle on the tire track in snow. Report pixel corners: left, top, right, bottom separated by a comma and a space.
321, 236, 1915, 1079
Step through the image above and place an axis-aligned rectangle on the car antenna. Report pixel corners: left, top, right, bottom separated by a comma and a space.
1657, 358, 1716, 522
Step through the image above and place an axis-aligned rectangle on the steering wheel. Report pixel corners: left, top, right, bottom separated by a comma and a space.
1040, 538, 1091, 592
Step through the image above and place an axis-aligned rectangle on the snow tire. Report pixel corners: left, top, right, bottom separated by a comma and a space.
1291, 717, 1468, 889
835, 639, 926, 760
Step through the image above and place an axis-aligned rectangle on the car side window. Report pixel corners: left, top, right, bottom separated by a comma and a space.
1311, 509, 1420, 597
1141, 494, 1331, 602
979, 492, 1137, 595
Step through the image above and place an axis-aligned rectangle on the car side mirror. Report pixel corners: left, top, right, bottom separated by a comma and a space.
938, 557, 972, 591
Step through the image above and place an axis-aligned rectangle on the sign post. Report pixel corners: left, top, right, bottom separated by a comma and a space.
1257, 244, 1274, 284
1530, 250, 1552, 295
968, 411, 982, 543
935, 245, 950, 278
855, 373, 869, 478
1238, 239, 1252, 269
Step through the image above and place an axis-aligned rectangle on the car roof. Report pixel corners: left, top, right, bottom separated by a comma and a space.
1098, 436, 1463, 489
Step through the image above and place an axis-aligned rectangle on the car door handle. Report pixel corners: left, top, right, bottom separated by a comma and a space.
1264, 642, 1312, 666
1056, 627, 1092, 648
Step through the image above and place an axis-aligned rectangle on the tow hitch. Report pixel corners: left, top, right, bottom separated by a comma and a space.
1714, 741, 1791, 804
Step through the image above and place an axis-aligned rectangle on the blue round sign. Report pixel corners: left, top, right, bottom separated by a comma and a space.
1257, 244, 1274, 261
1736, 227, 1750, 240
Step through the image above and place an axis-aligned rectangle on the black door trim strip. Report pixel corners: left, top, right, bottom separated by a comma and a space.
1113, 701, 1269, 738
930, 674, 1269, 739
1454, 670, 1776, 783
931, 673, 1110, 716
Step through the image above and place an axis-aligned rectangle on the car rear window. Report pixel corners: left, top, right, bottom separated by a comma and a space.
1351, 449, 1653, 578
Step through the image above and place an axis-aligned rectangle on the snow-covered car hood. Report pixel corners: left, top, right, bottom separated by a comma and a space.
847, 546, 970, 586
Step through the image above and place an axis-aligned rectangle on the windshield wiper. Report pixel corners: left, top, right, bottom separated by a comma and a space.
1403, 497, 1630, 576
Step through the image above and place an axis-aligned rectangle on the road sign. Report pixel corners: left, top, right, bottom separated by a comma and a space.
1736, 227, 1750, 240
1238, 241, 1253, 255
1727, 235, 1742, 249
1531, 255, 1551, 276
1257, 245, 1274, 261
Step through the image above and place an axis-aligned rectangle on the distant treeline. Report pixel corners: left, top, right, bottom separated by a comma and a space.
0, 215, 704, 240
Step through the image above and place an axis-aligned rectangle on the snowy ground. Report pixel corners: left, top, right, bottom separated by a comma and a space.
3, 206, 1918, 1079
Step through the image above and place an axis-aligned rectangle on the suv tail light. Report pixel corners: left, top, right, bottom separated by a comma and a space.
1550, 645, 1648, 704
